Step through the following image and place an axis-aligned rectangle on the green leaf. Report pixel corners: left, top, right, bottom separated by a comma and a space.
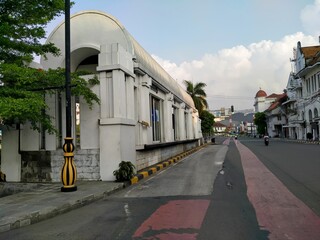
0, 1, 100, 134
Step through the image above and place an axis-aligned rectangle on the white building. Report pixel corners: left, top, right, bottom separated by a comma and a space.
264, 93, 287, 137
283, 41, 320, 140
1, 11, 202, 182
213, 122, 227, 134
254, 89, 279, 113
254, 89, 287, 137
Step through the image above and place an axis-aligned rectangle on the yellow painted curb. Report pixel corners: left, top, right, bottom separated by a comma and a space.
131, 176, 139, 184
150, 167, 157, 174
140, 171, 149, 178
157, 164, 163, 170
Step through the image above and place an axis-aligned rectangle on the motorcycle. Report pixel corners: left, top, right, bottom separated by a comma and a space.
264, 136, 269, 146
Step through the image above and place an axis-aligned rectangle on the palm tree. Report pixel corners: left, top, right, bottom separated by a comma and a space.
183, 80, 208, 114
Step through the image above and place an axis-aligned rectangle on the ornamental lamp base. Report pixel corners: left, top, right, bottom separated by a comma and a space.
61, 186, 77, 192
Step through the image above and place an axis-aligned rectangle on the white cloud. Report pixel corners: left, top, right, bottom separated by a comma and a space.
152, 33, 318, 111
300, 0, 320, 36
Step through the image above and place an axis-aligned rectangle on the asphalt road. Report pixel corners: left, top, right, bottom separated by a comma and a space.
0, 140, 232, 240
1, 137, 319, 240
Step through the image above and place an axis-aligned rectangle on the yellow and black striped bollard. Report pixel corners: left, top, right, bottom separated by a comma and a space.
61, 137, 77, 192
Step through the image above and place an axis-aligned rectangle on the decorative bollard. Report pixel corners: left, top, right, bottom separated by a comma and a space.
61, 137, 77, 192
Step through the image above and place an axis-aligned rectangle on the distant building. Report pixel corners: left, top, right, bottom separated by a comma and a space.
213, 122, 227, 134
264, 93, 288, 137
282, 41, 320, 140
254, 89, 287, 137
212, 107, 255, 135
210, 107, 232, 122
254, 89, 281, 113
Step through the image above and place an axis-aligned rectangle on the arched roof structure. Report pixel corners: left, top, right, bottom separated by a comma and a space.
255, 89, 267, 98
41, 11, 194, 109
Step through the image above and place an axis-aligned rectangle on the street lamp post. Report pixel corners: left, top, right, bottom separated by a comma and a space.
61, 0, 77, 192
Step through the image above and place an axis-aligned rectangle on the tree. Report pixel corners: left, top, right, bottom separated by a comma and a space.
183, 80, 208, 114
0, 0, 65, 65
254, 112, 267, 135
200, 110, 215, 135
0, 1, 99, 134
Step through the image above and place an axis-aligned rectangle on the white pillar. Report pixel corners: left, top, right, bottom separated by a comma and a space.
113, 70, 126, 118
126, 76, 135, 120
187, 109, 193, 139
137, 75, 152, 145
98, 69, 136, 180
2, 128, 21, 181
178, 103, 186, 140
163, 93, 173, 142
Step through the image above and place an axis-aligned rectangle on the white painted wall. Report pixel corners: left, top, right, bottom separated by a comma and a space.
1, 128, 21, 181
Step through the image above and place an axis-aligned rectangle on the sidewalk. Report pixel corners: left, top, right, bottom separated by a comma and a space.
0, 181, 125, 233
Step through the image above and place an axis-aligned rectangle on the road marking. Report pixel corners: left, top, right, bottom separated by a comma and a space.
132, 199, 210, 239
223, 138, 230, 145
236, 141, 320, 240
124, 203, 131, 217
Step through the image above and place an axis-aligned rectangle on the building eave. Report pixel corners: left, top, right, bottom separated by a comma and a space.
297, 61, 320, 77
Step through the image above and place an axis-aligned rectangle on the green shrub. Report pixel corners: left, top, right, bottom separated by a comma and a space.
113, 161, 135, 182
307, 132, 313, 140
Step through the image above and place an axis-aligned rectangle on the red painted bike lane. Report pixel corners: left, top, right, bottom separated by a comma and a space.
235, 140, 320, 240
132, 199, 210, 240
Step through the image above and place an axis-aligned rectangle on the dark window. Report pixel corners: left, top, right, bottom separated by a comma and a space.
150, 96, 161, 141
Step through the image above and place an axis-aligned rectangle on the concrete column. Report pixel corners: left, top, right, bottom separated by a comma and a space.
45, 94, 57, 150
126, 76, 135, 120
98, 70, 136, 180
1, 128, 21, 181
99, 71, 110, 119
79, 78, 100, 149
99, 120, 135, 180
163, 93, 174, 142
178, 103, 186, 140
137, 75, 152, 145
112, 70, 126, 118
187, 109, 193, 139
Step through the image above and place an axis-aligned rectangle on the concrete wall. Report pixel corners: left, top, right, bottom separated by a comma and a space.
21, 151, 52, 182
136, 141, 199, 171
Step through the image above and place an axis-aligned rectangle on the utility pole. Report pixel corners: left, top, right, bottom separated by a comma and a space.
61, 0, 77, 192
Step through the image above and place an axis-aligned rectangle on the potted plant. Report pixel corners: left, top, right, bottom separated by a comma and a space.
113, 161, 135, 182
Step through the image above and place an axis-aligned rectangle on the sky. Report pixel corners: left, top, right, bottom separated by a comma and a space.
45, 0, 320, 111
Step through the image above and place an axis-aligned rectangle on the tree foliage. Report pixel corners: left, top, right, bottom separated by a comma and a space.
0, 0, 65, 65
0, 0, 99, 134
183, 80, 208, 114
254, 112, 267, 135
200, 110, 215, 134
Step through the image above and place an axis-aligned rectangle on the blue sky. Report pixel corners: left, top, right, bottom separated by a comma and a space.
46, 0, 320, 110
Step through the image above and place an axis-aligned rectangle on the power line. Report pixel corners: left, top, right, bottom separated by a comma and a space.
207, 94, 253, 100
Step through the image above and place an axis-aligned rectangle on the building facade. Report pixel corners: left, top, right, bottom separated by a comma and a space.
264, 93, 288, 138
1, 11, 202, 182
254, 89, 287, 137
213, 122, 227, 134
283, 41, 320, 140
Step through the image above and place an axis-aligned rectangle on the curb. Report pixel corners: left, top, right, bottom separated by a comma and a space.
130, 145, 205, 185
273, 138, 320, 145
